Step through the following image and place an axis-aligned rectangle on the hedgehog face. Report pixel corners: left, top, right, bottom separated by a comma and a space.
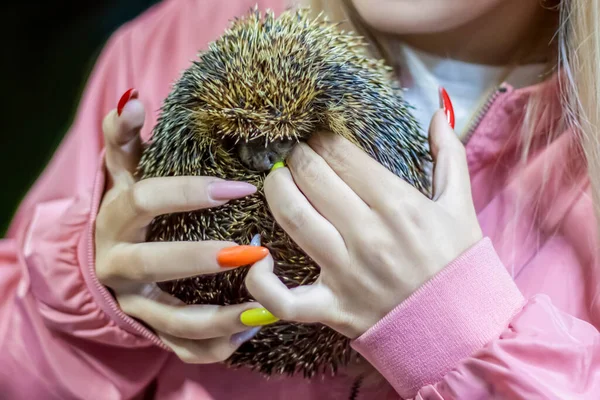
236, 137, 297, 171
191, 46, 320, 171
186, 10, 338, 173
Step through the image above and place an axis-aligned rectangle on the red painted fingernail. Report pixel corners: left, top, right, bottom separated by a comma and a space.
117, 88, 138, 116
439, 87, 455, 129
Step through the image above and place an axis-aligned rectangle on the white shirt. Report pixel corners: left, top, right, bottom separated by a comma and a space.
395, 45, 548, 136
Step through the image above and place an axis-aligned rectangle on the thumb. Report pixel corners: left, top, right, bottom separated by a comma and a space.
102, 89, 145, 189
429, 88, 471, 204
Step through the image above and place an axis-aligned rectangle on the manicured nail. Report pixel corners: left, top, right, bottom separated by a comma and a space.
439, 87, 455, 129
217, 246, 269, 268
208, 181, 257, 201
250, 234, 261, 246
240, 308, 279, 327
231, 327, 261, 346
117, 88, 138, 116
271, 161, 285, 172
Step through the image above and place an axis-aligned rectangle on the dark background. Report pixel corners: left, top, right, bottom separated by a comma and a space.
0, 0, 161, 234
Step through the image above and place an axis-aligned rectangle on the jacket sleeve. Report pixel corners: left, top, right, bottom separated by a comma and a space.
0, 26, 168, 400
352, 238, 600, 400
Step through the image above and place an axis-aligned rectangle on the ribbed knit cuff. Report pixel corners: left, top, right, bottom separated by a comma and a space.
351, 238, 525, 398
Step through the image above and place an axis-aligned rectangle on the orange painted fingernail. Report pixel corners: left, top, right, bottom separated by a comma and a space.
439, 87, 455, 129
217, 246, 269, 268
117, 88, 138, 116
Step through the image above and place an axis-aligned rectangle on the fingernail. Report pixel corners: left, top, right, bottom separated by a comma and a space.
250, 234, 261, 246
117, 88, 138, 116
208, 181, 257, 201
439, 87, 455, 129
217, 246, 269, 268
240, 308, 279, 327
231, 327, 261, 346
270, 161, 285, 172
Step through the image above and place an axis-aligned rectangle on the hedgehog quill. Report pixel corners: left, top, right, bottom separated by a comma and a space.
138, 7, 431, 378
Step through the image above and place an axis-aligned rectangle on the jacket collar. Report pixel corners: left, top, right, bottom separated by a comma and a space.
465, 71, 564, 170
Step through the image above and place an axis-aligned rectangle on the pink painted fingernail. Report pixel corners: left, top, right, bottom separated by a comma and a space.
208, 181, 257, 201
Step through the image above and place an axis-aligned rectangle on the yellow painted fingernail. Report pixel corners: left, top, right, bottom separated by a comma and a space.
271, 161, 285, 171
240, 308, 279, 327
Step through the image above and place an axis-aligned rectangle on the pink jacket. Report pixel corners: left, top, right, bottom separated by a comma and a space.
1, 0, 599, 399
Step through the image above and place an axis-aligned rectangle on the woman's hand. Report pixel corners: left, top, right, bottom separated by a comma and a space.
95, 90, 269, 363
246, 101, 482, 339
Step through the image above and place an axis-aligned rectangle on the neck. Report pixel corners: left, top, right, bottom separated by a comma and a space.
396, 0, 557, 66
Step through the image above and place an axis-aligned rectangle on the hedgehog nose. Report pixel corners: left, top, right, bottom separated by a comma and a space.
251, 152, 278, 171
267, 152, 282, 168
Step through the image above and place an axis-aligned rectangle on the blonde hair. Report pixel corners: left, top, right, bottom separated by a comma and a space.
300, 0, 600, 242
562, 1, 600, 227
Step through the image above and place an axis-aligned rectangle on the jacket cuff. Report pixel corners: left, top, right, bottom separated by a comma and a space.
77, 151, 168, 350
351, 238, 525, 398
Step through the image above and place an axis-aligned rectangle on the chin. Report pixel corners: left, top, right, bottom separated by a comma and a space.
350, 0, 504, 34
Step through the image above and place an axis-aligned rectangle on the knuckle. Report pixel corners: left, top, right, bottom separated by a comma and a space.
176, 179, 197, 206
401, 201, 421, 224
205, 322, 228, 339
310, 132, 345, 155
129, 182, 153, 217
276, 203, 308, 231
243, 270, 260, 294
115, 294, 137, 317
449, 140, 467, 158
366, 244, 396, 269
204, 344, 234, 364
95, 251, 120, 285
127, 245, 151, 282
357, 235, 398, 270
102, 113, 115, 140
176, 349, 203, 364
270, 297, 296, 320
323, 142, 350, 167
95, 193, 121, 234
95, 259, 113, 285
163, 312, 189, 338
95, 211, 110, 235
290, 145, 325, 180
383, 195, 422, 225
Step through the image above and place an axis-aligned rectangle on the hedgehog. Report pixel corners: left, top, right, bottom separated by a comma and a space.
137, 7, 431, 378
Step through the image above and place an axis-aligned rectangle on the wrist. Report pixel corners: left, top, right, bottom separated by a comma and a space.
351, 238, 524, 398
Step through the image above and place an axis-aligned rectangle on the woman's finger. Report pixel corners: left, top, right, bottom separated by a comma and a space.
100, 240, 268, 284
102, 89, 144, 189
117, 288, 258, 341
100, 176, 256, 237
428, 109, 472, 205
306, 132, 423, 211
264, 168, 347, 269
159, 333, 241, 364
285, 143, 371, 233
244, 254, 335, 324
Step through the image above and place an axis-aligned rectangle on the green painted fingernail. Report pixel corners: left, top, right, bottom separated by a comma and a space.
271, 161, 285, 171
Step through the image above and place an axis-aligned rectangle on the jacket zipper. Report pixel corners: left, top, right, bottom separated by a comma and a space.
87, 154, 168, 348
461, 84, 507, 146
348, 374, 364, 400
